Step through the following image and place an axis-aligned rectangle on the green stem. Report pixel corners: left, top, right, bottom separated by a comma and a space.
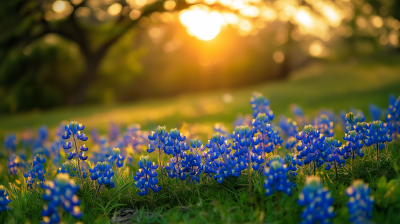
376, 143, 379, 176
313, 161, 316, 176
333, 160, 338, 181
150, 190, 155, 211
72, 135, 84, 189
159, 149, 164, 187
95, 184, 101, 200
351, 151, 355, 179
276, 191, 280, 214
248, 149, 252, 199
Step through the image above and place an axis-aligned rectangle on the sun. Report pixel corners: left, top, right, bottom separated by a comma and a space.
179, 6, 225, 41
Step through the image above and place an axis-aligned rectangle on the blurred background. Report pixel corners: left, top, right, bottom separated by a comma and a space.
1, 0, 400, 114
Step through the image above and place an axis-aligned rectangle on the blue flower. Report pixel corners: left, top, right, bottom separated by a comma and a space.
181, 143, 202, 183
283, 153, 299, 177
343, 130, 365, 159
164, 128, 189, 181
41, 173, 83, 224
364, 121, 392, 147
346, 180, 374, 224
8, 154, 25, 175
107, 148, 125, 168
23, 154, 46, 189
232, 126, 259, 173
57, 160, 89, 179
345, 111, 366, 132
133, 156, 161, 196
250, 92, 274, 120
61, 121, 89, 184
322, 138, 345, 180
298, 176, 335, 224
263, 160, 293, 196
387, 95, 400, 139
295, 125, 325, 173
4, 134, 17, 154
314, 114, 334, 137
89, 161, 115, 189
0, 185, 11, 212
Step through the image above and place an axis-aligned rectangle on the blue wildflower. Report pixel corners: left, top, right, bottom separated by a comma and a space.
164, 128, 189, 181
0, 185, 11, 212
107, 148, 125, 168
345, 111, 366, 133
322, 137, 345, 180
180, 138, 203, 183
62, 121, 89, 186
89, 161, 115, 189
298, 176, 335, 224
57, 160, 89, 179
387, 95, 400, 139
8, 154, 25, 175
314, 114, 334, 137
346, 180, 374, 224
364, 121, 392, 173
23, 154, 46, 189
251, 114, 273, 171
250, 92, 274, 120
41, 173, 83, 224
133, 155, 161, 196
283, 153, 299, 177
263, 160, 293, 196
296, 125, 325, 175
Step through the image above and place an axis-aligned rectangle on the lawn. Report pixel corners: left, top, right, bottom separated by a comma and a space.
1, 60, 400, 224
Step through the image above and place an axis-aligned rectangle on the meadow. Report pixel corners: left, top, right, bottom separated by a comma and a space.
1, 60, 400, 224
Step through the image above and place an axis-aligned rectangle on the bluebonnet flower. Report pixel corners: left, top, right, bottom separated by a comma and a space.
180, 138, 203, 183
204, 133, 239, 183
296, 125, 325, 175
250, 92, 274, 120
62, 121, 89, 186
298, 176, 335, 224
232, 125, 259, 196
346, 180, 374, 224
57, 160, 89, 179
344, 111, 366, 133
147, 126, 170, 184
263, 160, 293, 197
0, 185, 11, 212
164, 128, 189, 181
107, 148, 125, 168
369, 104, 382, 121
8, 154, 25, 175
314, 114, 334, 137
283, 153, 299, 177
89, 161, 115, 189
251, 114, 273, 171
364, 121, 392, 172
279, 117, 299, 148
322, 137, 345, 180
41, 173, 83, 224
4, 134, 17, 154
343, 130, 365, 159
33, 125, 50, 157
387, 95, 399, 139
133, 155, 161, 196
23, 154, 46, 189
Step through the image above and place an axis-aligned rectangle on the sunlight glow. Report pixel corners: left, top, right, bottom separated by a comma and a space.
53, 1, 67, 13
180, 6, 225, 41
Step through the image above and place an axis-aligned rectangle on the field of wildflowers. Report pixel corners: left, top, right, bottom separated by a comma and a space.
1, 64, 400, 224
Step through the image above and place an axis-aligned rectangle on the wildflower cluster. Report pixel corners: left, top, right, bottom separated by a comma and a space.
296, 125, 325, 173
298, 176, 335, 224
314, 114, 334, 137
263, 160, 293, 196
346, 180, 374, 224
250, 92, 274, 120
57, 160, 89, 179
41, 173, 82, 224
164, 128, 189, 180
62, 121, 89, 186
89, 161, 115, 189
181, 138, 203, 183
107, 148, 125, 168
279, 117, 299, 152
0, 185, 11, 212
23, 154, 46, 189
134, 155, 161, 196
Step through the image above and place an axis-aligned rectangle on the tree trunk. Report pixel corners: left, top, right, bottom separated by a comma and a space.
71, 50, 107, 105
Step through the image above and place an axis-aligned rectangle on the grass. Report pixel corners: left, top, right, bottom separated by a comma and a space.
1, 60, 400, 224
